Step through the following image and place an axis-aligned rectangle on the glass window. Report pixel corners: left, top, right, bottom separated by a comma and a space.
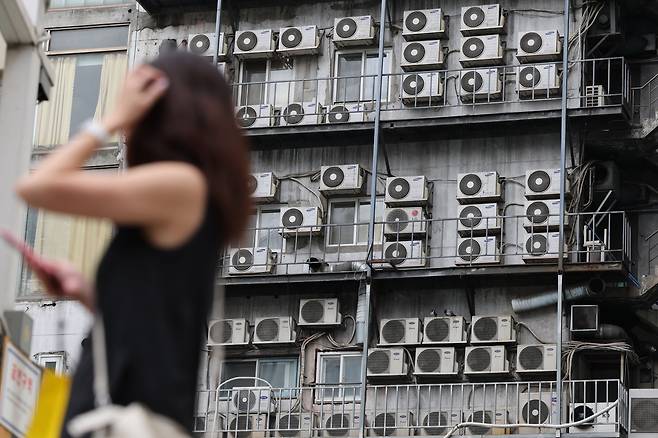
69, 53, 104, 134
240, 59, 294, 107
35, 352, 67, 374
328, 199, 384, 245
364, 53, 390, 102
241, 61, 267, 106
219, 357, 299, 397
48, 26, 129, 52
257, 209, 283, 249
335, 53, 362, 103
316, 352, 362, 401
334, 51, 391, 103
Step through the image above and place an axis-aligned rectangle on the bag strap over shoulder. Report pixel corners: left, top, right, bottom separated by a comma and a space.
92, 316, 112, 407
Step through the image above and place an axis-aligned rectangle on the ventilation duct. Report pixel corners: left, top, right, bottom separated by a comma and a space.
512, 278, 607, 313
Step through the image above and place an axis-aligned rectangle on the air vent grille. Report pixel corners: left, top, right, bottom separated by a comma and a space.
300, 300, 324, 324
255, 318, 279, 342
631, 399, 658, 432
368, 350, 390, 374
473, 317, 498, 341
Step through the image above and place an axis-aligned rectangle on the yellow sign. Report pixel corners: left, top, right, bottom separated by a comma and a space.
25, 369, 71, 438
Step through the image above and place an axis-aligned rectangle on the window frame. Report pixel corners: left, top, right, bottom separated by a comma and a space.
218, 356, 299, 398
48, 0, 132, 11
45, 24, 130, 56
238, 58, 295, 107
315, 351, 362, 402
244, 205, 285, 252
35, 352, 68, 374
326, 197, 384, 247
332, 48, 393, 104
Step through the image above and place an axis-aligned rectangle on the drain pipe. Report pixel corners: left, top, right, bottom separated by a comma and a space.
512, 278, 606, 313
212, 0, 223, 66
359, 0, 387, 437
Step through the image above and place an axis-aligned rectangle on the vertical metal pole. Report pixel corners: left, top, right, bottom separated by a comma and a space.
212, 0, 223, 65
556, 0, 571, 435
359, 0, 387, 436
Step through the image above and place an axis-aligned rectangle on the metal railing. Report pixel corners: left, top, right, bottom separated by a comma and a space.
193, 379, 627, 436
632, 73, 658, 127
233, 57, 629, 129
220, 211, 631, 277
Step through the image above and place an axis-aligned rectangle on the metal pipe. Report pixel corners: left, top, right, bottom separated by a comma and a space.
212, 0, 223, 66
360, 1, 387, 436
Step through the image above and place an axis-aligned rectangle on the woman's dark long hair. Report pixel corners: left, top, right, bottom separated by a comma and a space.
127, 52, 251, 245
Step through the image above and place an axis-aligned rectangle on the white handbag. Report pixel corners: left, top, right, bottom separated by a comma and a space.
67, 317, 190, 438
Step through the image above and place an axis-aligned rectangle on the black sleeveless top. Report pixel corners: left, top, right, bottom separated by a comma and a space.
64, 203, 220, 434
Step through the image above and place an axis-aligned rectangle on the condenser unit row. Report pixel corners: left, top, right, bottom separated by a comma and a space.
207, 317, 296, 346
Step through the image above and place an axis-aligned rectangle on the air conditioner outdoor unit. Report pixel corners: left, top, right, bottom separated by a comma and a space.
379, 318, 422, 345
401, 73, 444, 106
208, 318, 249, 346
282, 102, 323, 126
465, 410, 511, 435
516, 344, 558, 374
517, 64, 561, 98
461, 4, 505, 36
455, 236, 500, 266
367, 411, 413, 437
379, 241, 427, 269
228, 247, 275, 275
323, 413, 363, 437
403, 9, 447, 40
423, 316, 467, 344
459, 68, 503, 102
333, 16, 376, 47
367, 347, 409, 378
280, 206, 323, 236
385, 176, 429, 206
236, 104, 274, 129
524, 199, 566, 232
278, 25, 320, 56
384, 206, 428, 239
525, 168, 570, 199
327, 103, 366, 124
460, 35, 504, 67
252, 317, 296, 344
249, 172, 279, 203
298, 298, 342, 326
457, 171, 502, 204
629, 389, 658, 437
414, 347, 458, 376
401, 40, 445, 71
523, 232, 567, 263
516, 30, 562, 63
569, 402, 617, 433
230, 387, 275, 413
457, 203, 501, 237
319, 164, 365, 196
417, 411, 462, 436
585, 85, 606, 107
274, 412, 317, 437
187, 32, 227, 59
470, 315, 516, 343
234, 29, 275, 58
518, 387, 558, 434
464, 345, 510, 375
227, 414, 268, 438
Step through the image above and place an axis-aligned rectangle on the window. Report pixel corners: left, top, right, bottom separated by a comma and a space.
334, 50, 391, 103
327, 198, 384, 246
240, 59, 294, 107
316, 352, 362, 401
35, 352, 68, 374
241, 207, 283, 250
219, 357, 298, 397
49, 0, 129, 9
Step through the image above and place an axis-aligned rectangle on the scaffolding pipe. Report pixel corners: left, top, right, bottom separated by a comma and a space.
556, 0, 571, 434
212, 0, 223, 65
360, 0, 387, 436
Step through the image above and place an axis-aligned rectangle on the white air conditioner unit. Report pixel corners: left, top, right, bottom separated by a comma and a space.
278, 25, 320, 56
379, 241, 427, 269
230, 387, 275, 413
523, 232, 567, 263
327, 103, 366, 124
208, 318, 249, 346
188, 33, 227, 59
417, 411, 462, 436
385, 176, 429, 206
384, 206, 428, 239
367, 411, 413, 437
629, 389, 658, 437
401, 40, 445, 71
517, 30, 562, 63
518, 387, 558, 434
323, 413, 362, 437
319, 164, 365, 195
569, 403, 617, 433
367, 347, 409, 378
333, 16, 376, 47
465, 410, 511, 435
457, 203, 501, 237
275, 412, 317, 437
461, 4, 505, 36
414, 347, 458, 376
518, 64, 561, 98
249, 172, 279, 203
280, 206, 323, 236
228, 247, 275, 275
470, 315, 516, 343
459, 68, 503, 102
464, 345, 510, 375
403, 9, 446, 40
455, 236, 500, 266
282, 102, 323, 126
234, 29, 276, 58
298, 298, 342, 326
585, 85, 606, 107
525, 168, 570, 199
379, 318, 422, 345
524, 199, 567, 231
460, 35, 504, 67
252, 317, 296, 344
423, 316, 467, 344
516, 344, 558, 374
457, 172, 502, 204
401, 73, 444, 106
227, 414, 268, 438
236, 104, 274, 129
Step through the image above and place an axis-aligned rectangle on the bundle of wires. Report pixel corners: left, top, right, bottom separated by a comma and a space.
562, 341, 639, 379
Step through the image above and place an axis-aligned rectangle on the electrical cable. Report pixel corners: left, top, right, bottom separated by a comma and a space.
516, 321, 551, 344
